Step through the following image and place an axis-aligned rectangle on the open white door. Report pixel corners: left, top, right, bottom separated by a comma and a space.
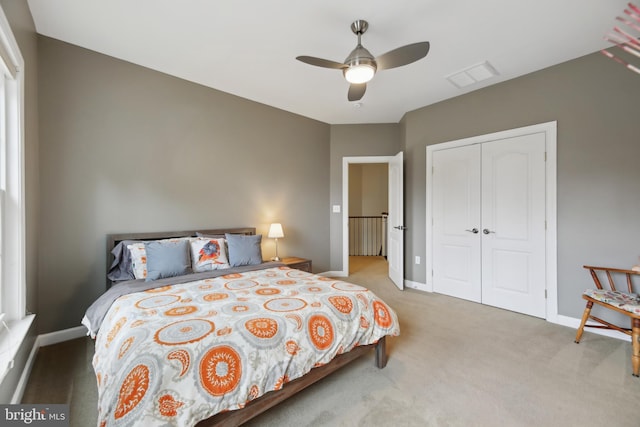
388, 152, 404, 290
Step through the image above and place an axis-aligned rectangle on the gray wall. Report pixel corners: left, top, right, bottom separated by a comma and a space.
348, 163, 388, 216
37, 37, 330, 333
0, 0, 38, 402
401, 51, 640, 318
329, 124, 400, 271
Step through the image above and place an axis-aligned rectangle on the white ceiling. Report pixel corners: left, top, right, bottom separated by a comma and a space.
26, 0, 626, 124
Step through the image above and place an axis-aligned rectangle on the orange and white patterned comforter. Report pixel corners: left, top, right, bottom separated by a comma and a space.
93, 266, 400, 426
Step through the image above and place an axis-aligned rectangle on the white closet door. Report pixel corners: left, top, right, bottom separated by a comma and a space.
432, 145, 482, 302
481, 133, 546, 317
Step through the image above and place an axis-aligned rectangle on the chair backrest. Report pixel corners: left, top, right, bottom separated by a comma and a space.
583, 265, 640, 294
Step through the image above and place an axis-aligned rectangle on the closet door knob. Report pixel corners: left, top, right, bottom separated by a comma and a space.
465, 228, 479, 234
483, 229, 495, 234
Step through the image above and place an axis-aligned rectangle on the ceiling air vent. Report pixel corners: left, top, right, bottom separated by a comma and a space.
446, 61, 499, 89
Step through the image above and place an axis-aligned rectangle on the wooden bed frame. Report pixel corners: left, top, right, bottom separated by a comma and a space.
198, 337, 386, 426
105, 227, 388, 426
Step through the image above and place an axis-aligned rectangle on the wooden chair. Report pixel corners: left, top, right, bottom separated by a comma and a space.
575, 265, 640, 376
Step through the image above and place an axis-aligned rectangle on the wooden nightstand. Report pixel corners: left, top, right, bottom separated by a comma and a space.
281, 257, 312, 273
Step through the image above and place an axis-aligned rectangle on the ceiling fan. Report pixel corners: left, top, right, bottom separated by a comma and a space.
296, 20, 430, 102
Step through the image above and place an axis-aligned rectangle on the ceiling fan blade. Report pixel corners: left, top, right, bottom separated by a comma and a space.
375, 42, 430, 70
348, 83, 366, 101
296, 56, 347, 69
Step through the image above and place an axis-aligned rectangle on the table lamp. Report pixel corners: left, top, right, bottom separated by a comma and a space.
268, 223, 284, 261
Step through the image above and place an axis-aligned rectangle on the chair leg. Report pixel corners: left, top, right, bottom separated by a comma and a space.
575, 301, 593, 343
632, 318, 640, 377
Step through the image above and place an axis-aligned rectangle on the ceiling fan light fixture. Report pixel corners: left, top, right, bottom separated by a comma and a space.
344, 63, 376, 84
296, 19, 430, 100
343, 43, 377, 84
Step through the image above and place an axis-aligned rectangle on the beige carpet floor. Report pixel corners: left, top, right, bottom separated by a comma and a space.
23, 256, 640, 426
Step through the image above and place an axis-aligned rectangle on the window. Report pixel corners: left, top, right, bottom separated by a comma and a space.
0, 4, 28, 385
0, 5, 25, 322
0, 70, 4, 315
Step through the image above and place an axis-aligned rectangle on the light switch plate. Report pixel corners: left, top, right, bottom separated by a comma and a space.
332, 205, 341, 213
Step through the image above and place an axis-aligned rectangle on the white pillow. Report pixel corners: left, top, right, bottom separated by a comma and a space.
128, 242, 147, 280
189, 237, 230, 272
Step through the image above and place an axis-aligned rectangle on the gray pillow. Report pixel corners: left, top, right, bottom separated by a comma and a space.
145, 239, 192, 281
225, 233, 263, 267
107, 240, 138, 282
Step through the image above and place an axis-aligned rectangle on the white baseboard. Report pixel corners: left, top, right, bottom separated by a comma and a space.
36, 325, 87, 348
554, 314, 630, 342
11, 337, 38, 404
405, 280, 429, 292
12, 325, 89, 403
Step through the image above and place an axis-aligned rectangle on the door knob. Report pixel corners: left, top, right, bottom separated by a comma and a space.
483, 229, 495, 234
465, 228, 479, 234
393, 225, 407, 230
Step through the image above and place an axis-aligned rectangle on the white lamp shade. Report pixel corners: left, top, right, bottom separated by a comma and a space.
268, 223, 284, 239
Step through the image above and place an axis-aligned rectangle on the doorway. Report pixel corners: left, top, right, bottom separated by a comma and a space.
342, 153, 404, 289
426, 122, 558, 320
348, 163, 388, 257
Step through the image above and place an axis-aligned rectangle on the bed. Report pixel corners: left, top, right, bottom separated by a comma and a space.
82, 227, 400, 426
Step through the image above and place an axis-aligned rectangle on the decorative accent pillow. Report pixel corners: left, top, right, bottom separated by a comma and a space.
225, 233, 263, 267
189, 237, 230, 272
145, 239, 192, 281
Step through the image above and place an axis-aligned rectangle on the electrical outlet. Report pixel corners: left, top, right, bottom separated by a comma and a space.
332, 205, 341, 213
415, 256, 421, 265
